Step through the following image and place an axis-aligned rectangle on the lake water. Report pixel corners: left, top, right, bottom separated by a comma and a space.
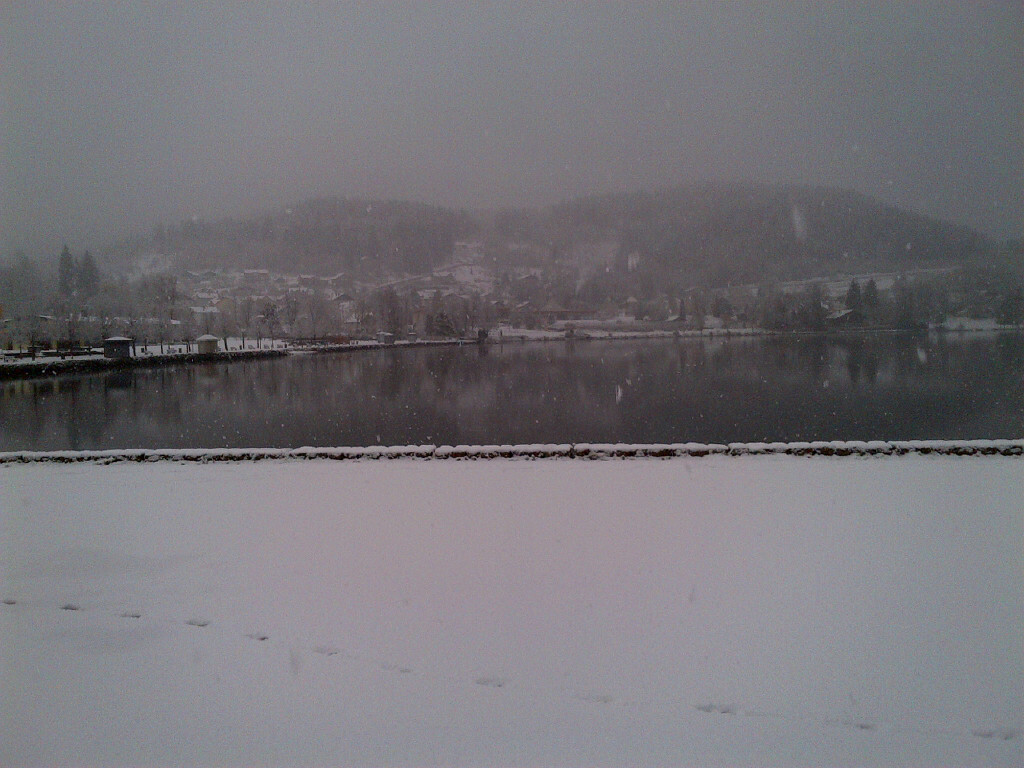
2, 333, 1022, 451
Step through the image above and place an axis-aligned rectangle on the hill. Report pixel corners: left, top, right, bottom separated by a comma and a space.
132, 198, 476, 279
542, 183, 1001, 285
111, 183, 1009, 287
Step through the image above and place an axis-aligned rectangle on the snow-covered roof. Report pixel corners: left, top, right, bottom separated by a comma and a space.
196, 333, 219, 341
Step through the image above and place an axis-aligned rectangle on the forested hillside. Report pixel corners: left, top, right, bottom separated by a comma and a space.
105, 183, 1011, 287
135, 198, 475, 278
544, 184, 1002, 284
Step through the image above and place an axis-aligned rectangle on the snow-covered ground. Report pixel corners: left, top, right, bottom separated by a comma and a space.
1, 455, 1021, 766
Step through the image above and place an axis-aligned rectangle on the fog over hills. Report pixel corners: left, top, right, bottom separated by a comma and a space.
115, 182, 1008, 288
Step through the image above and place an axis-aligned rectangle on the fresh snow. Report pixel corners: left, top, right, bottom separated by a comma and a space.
2, 439, 1022, 464
1, 454, 1021, 766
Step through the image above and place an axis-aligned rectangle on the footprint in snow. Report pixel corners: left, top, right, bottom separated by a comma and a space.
119, 612, 142, 619
380, 662, 413, 673
185, 618, 209, 628
695, 703, 736, 715
574, 692, 614, 704
245, 633, 269, 642
2, 598, 16, 605
474, 676, 508, 688
312, 646, 340, 656
971, 728, 1017, 740
60, 603, 81, 611
830, 720, 875, 732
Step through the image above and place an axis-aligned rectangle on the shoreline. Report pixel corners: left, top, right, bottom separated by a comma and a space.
2, 325, 1020, 382
0, 346, 289, 380
0, 337, 473, 381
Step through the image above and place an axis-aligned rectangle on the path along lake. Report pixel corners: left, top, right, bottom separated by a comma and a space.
2, 333, 1022, 451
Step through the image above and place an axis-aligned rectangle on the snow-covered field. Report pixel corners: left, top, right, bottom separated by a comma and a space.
1, 454, 1021, 766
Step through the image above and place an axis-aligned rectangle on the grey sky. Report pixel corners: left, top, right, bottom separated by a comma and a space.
2, 1, 1021, 255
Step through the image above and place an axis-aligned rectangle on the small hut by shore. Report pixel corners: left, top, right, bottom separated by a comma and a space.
196, 334, 220, 355
103, 336, 133, 359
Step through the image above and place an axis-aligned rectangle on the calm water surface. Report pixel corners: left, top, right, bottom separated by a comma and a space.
2, 334, 1022, 450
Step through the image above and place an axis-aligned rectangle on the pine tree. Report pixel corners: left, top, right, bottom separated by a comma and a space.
434, 312, 457, 337
57, 245, 75, 296
863, 278, 879, 307
77, 250, 99, 298
996, 288, 1023, 326
845, 280, 862, 310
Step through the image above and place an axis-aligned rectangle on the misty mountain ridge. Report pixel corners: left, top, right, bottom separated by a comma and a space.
120, 182, 1007, 288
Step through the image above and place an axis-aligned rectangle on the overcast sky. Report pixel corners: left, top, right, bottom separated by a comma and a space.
1, 1, 1021, 254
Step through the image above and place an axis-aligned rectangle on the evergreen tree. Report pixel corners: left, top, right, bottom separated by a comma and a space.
57, 245, 75, 296
894, 279, 917, 329
996, 288, 1023, 325
711, 295, 732, 318
434, 312, 457, 337
845, 280, 862, 310
77, 250, 99, 298
863, 278, 879, 307
798, 283, 827, 330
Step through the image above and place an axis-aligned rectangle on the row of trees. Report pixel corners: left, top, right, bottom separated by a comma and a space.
1, 249, 193, 349
757, 271, 1024, 332
1, 246, 100, 317
57, 245, 99, 299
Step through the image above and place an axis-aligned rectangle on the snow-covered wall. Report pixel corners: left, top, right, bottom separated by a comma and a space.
1, 439, 1022, 464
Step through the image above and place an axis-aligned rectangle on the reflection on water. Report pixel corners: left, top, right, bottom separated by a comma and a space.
2, 334, 1022, 450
